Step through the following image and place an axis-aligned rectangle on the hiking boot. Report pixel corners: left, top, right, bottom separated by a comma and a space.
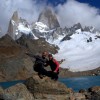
38, 74, 44, 79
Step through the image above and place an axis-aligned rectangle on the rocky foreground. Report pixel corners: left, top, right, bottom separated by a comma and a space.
0, 74, 100, 100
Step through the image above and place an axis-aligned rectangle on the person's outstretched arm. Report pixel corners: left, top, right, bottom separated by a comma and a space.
26, 53, 45, 63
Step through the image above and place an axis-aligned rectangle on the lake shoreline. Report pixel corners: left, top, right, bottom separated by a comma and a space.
59, 67, 100, 78
0, 75, 100, 100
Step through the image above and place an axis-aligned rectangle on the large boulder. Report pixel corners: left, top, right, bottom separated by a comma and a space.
1, 83, 34, 100
0, 35, 33, 82
88, 86, 100, 100
25, 75, 72, 100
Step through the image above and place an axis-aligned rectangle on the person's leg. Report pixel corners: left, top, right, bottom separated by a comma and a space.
51, 72, 59, 81
40, 67, 48, 75
46, 71, 53, 78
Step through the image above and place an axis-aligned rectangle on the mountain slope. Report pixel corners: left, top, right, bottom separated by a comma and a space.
54, 29, 100, 71
6, 11, 100, 72
0, 35, 34, 81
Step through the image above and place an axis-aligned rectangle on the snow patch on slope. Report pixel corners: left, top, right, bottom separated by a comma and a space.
18, 23, 38, 39
53, 29, 100, 72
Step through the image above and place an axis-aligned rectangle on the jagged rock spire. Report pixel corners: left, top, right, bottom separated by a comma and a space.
7, 11, 19, 40
38, 7, 60, 29
72, 23, 83, 30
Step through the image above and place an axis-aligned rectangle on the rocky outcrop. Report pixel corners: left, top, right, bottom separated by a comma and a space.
89, 86, 100, 100
25, 75, 72, 100
16, 34, 59, 54
0, 34, 59, 82
79, 86, 100, 100
60, 23, 83, 42
72, 23, 83, 31
0, 75, 86, 100
1, 83, 34, 100
7, 11, 19, 40
83, 26, 99, 33
0, 74, 99, 100
38, 7, 60, 29
0, 35, 34, 82
7, 11, 33, 40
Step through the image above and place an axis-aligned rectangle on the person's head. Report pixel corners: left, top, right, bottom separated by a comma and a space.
48, 54, 53, 60
42, 51, 48, 58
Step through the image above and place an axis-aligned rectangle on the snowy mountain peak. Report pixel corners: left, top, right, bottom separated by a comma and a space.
7, 11, 19, 40
72, 23, 83, 30
7, 11, 38, 40
38, 7, 60, 29
11, 11, 19, 23
83, 26, 98, 33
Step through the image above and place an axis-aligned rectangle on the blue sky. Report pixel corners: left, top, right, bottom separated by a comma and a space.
76, 0, 100, 8
47, 0, 100, 9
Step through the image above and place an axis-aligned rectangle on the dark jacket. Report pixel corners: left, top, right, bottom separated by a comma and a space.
26, 53, 48, 67
47, 59, 59, 72
34, 55, 48, 67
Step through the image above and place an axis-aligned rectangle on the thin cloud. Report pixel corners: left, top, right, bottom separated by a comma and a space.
55, 0, 100, 29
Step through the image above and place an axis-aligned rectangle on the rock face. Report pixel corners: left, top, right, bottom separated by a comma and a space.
7, 11, 19, 40
7, 11, 34, 40
25, 75, 72, 100
1, 83, 34, 100
72, 23, 83, 31
0, 34, 59, 82
16, 34, 59, 54
0, 35, 33, 82
38, 7, 60, 29
79, 86, 100, 100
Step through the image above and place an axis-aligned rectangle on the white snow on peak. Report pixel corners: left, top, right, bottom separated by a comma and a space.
11, 20, 16, 26
17, 23, 38, 39
53, 29, 100, 72
34, 22, 49, 33
18, 23, 32, 34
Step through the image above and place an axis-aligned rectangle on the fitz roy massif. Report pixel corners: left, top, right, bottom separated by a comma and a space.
5, 7, 100, 72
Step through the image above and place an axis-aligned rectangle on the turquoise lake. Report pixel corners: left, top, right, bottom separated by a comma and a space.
59, 76, 100, 91
0, 76, 100, 91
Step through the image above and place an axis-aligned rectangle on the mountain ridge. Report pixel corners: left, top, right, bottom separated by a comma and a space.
2, 10, 100, 72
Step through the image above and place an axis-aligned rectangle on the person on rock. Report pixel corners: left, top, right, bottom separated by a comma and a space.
26, 51, 49, 78
47, 54, 59, 80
